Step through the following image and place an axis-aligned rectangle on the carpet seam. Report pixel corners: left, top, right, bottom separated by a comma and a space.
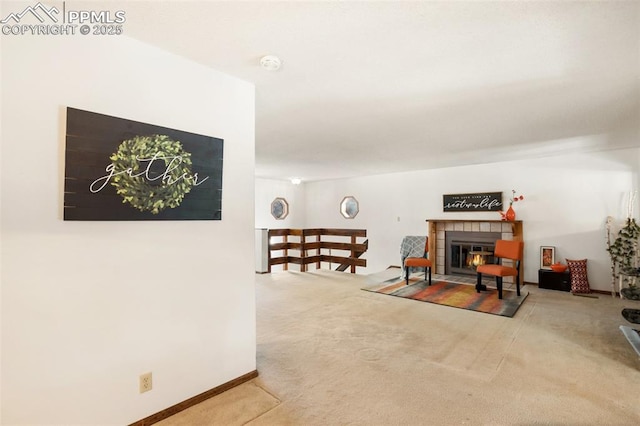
242, 381, 283, 425
491, 298, 538, 380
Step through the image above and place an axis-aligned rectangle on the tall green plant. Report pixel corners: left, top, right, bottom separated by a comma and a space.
607, 217, 640, 288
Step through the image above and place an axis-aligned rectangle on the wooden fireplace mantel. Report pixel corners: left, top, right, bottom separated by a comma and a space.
425, 219, 523, 277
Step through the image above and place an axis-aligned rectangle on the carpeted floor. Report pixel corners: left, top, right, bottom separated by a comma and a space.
159, 269, 640, 425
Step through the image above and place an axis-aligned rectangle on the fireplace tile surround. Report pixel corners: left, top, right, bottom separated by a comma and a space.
427, 219, 523, 280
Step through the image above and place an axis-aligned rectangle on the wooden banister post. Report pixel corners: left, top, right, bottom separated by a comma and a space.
350, 235, 356, 273
283, 234, 288, 271
301, 233, 307, 272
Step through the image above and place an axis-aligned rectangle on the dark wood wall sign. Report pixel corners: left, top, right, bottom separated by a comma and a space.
443, 192, 503, 212
64, 107, 224, 220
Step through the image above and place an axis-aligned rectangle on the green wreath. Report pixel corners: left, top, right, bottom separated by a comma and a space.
109, 134, 194, 214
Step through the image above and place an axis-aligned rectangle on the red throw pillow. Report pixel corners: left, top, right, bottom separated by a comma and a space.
566, 259, 590, 294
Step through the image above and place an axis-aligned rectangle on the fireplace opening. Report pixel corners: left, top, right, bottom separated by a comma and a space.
445, 231, 501, 276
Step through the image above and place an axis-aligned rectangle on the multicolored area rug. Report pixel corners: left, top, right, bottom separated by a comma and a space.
362, 277, 528, 318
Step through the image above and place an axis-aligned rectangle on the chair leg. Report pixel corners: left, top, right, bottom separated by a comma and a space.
476, 273, 488, 292
497, 276, 503, 299
427, 266, 432, 286
405, 266, 409, 285
516, 274, 521, 296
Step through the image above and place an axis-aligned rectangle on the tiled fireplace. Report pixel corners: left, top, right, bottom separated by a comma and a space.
427, 220, 523, 280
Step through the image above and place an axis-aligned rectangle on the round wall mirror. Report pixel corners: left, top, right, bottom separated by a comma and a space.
271, 197, 289, 220
340, 196, 359, 219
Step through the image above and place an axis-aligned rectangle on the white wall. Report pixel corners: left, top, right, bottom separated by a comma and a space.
255, 179, 306, 272
290, 148, 639, 292
255, 178, 306, 229
1, 34, 255, 424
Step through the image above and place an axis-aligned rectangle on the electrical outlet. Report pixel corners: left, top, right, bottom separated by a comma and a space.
139, 372, 152, 393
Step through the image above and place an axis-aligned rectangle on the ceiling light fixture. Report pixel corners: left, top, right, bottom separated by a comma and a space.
260, 55, 281, 71
290, 178, 302, 185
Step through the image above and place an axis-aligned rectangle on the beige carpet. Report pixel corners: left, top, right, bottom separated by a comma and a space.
161, 269, 640, 425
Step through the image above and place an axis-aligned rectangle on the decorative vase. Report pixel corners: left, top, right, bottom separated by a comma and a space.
505, 205, 516, 221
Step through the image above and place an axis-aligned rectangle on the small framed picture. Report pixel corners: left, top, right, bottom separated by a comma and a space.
540, 246, 555, 269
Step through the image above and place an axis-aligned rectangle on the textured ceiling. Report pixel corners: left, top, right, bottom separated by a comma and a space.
104, 0, 639, 182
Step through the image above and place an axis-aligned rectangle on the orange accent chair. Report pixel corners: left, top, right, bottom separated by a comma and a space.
476, 240, 524, 299
404, 238, 432, 286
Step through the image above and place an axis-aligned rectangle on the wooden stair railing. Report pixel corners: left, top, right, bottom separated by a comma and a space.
335, 239, 368, 272
268, 228, 367, 273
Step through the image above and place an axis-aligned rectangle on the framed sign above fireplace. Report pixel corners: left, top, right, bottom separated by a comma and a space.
443, 192, 503, 212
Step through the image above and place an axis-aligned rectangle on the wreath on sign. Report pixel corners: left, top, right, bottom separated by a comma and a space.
109, 134, 194, 214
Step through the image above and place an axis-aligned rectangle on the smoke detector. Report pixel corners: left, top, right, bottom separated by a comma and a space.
260, 55, 282, 71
